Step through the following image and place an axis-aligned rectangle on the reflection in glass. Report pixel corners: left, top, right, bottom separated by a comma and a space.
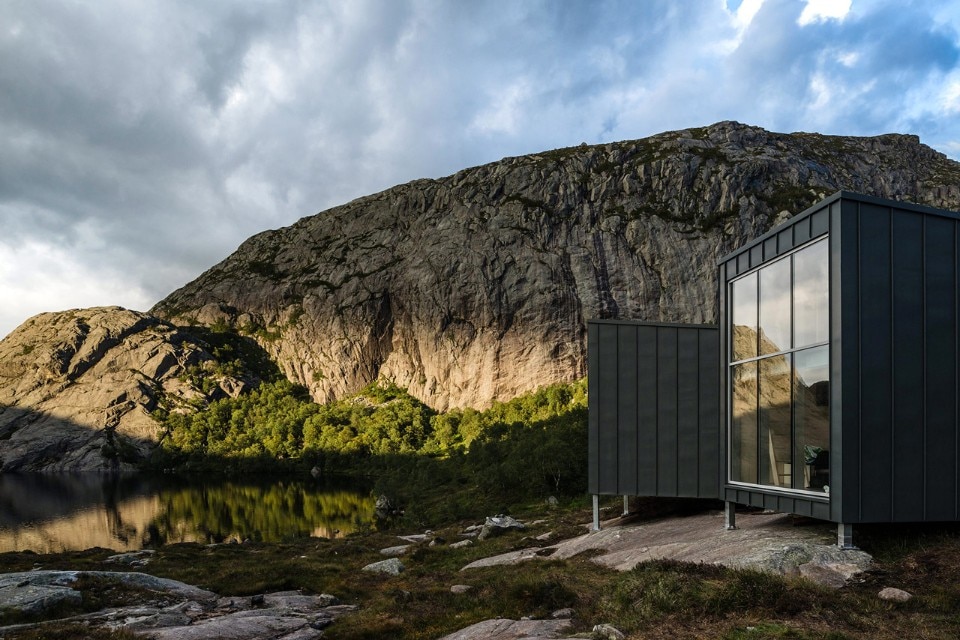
759, 355, 792, 487
731, 362, 758, 484
794, 239, 829, 348
794, 346, 830, 492
759, 257, 791, 354
732, 273, 758, 361
729, 236, 831, 494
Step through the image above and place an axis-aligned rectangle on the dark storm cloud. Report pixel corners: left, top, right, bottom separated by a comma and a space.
1, 0, 959, 338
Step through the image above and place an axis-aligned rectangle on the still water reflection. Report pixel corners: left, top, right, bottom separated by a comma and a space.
0, 474, 375, 553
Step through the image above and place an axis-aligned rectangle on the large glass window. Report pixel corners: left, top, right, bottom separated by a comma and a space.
731, 362, 758, 484
794, 240, 829, 348
759, 354, 792, 487
729, 237, 829, 494
794, 346, 830, 491
759, 257, 791, 354
731, 273, 758, 361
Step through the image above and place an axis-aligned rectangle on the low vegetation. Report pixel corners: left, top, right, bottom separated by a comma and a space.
6, 342, 960, 638
3, 505, 960, 639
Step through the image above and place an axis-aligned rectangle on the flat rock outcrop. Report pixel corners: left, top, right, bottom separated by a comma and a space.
0, 571, 353, 640
0, 307, 253, 472
460, 511, 872, 588
152, 122, 960, 410
438, 617, 574, 640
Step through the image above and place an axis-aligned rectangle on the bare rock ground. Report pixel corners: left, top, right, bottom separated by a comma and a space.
461, 511, 872, 588
0, 570, 354, 640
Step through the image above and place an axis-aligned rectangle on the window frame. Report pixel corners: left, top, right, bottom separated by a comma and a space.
726, 236, 830, 498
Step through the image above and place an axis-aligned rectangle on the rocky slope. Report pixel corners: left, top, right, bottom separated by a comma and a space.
153, 121, 960, 409
0, 307, 260, 472
4, 122, 960, 472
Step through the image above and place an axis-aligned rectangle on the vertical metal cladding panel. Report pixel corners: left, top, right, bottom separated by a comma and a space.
834, 199, 860, 524
677, 330, 701, 496
923, 215, 957, 521
856, 203, 894, 522
617, 325, 639, 496
588, 323, 600, 494
596, 323, 621, 494
718, 263, 729, 499
844, 196, 960, 523
636, 326, 659, 495
891, 211, 925, 522
657, 328, 680, 496
699, 329, 721, 498
587, 321, 720, 498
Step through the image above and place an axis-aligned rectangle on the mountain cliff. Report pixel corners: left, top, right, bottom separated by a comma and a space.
0, 307, 268, 472
153, 121, 960, 410
3, 121, 960, 472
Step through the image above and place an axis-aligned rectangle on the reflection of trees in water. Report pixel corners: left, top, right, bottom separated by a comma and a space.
146, 482, 375, 545
0, 475, 375, 552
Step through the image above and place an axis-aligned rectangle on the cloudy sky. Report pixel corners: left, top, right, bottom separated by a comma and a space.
2, 0, 959, 338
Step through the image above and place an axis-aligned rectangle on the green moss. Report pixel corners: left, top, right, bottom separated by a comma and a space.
762, 185, 819, 215
286, 304, 306, 328
246, 260, 282, 280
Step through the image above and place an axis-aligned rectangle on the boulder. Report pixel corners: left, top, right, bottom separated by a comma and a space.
593, 623, 626, 639
361, 558, 404, 575
379, 545, 411, 557
438, 617, 573, 640
478, 515, 525, 541
878, 587, 913, 602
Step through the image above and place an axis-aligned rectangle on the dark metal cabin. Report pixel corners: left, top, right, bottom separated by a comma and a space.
589, 191, 960, 546
588, 322, 721, 528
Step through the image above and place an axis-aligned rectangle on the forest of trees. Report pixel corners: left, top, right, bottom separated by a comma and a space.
150, 378, 589, 510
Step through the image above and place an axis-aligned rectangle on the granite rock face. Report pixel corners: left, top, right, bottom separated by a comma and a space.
0, 307, 253, 472
0, 571, 353, 640
4, 123, 960, 471
153, 122, 960, 410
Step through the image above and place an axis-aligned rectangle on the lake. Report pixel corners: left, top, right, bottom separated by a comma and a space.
0, 473, 377, 553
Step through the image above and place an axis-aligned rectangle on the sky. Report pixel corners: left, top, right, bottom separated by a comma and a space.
2, 0, 960, 339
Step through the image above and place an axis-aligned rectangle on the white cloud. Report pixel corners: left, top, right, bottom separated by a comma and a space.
940, 77, 960, 114
798, 0, 852, 26
734, 0, 766, 28
0, 239, 155, 339
836, 50, 860, 67
469, 79, 535, 136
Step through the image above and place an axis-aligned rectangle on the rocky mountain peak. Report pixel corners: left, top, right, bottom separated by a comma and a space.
150, 122, 960, 410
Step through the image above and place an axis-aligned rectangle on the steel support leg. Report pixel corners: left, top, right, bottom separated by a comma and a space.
837, 523, 857, 550
724, 501, 737, 530
592, 495, 601, 531
623, 495, 630, 516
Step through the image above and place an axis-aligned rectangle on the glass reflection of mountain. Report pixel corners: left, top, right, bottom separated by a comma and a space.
732, 324, 786, 357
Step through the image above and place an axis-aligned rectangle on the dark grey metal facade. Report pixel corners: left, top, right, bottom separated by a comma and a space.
588, 321, 720, 499
719, 191, 960, 524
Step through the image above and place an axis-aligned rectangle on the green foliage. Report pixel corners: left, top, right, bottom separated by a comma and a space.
246, 260, 282, 279
150, 379, 589, 506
